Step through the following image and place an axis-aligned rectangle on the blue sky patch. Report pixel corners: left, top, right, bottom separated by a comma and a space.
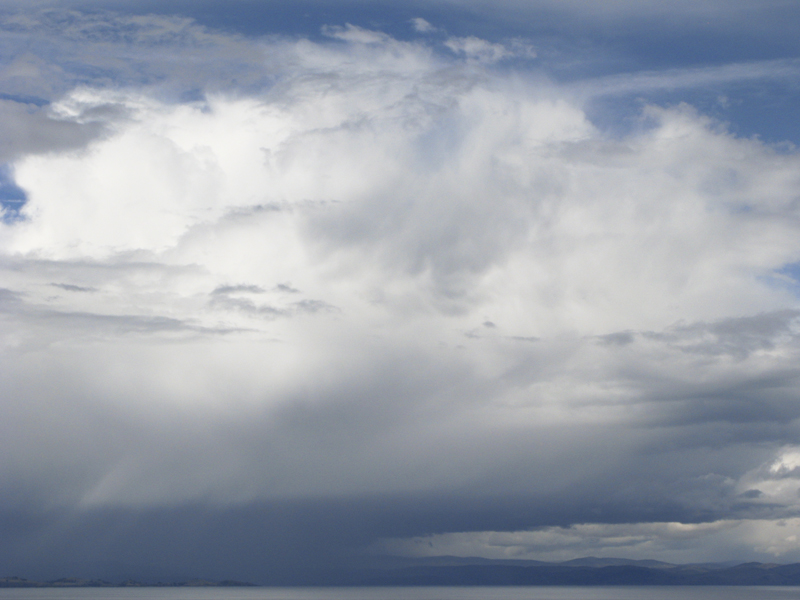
0, 164, 27, 222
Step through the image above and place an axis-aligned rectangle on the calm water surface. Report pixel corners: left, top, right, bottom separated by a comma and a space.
1, 588, 800, 600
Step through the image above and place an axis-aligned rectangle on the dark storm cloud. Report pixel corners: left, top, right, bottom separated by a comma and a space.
0, 315, 799, 576
0, 495, 728, 583
0, 477, 794, 583
3, 0, 800, 577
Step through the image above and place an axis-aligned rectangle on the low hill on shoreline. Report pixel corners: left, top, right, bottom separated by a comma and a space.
7, 558, 800, 587
0, 577, 255, 588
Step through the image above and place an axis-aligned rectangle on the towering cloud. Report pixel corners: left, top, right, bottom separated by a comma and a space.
1, 3, 800, 582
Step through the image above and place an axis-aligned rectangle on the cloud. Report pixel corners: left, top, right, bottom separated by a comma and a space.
2, 7, 800, 576
50, 283, 96, 292
0, 100, 105, 165
322, 23, 393, 44
410, 17, 436, 33
444, 36, 510, 63
426, 0, 800, 32
443, 35, 536, 64
376, 518, 800, 564
0, 8, 275, 109
571, 58, 800, 100
377, 445, 800, 563
211, 284, 265, 295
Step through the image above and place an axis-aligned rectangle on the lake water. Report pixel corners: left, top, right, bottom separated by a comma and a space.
1, 588, 800, 600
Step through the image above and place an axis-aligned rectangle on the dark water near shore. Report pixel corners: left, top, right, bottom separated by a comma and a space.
2, 587, 800, 600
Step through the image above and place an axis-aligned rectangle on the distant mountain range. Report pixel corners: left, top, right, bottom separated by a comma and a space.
358, 556, 800, 586
0, 577, 255, 588
7, 557, 800, 586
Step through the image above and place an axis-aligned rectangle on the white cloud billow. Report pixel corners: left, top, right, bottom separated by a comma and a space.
444, 36, 511, 63
411, 17, 436, 33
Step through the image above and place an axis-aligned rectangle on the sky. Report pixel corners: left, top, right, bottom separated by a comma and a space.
3, 0, 800, 584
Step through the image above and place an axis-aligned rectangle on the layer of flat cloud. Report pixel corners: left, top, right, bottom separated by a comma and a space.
2, 8, 800, 575
378, 517, 800, 564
